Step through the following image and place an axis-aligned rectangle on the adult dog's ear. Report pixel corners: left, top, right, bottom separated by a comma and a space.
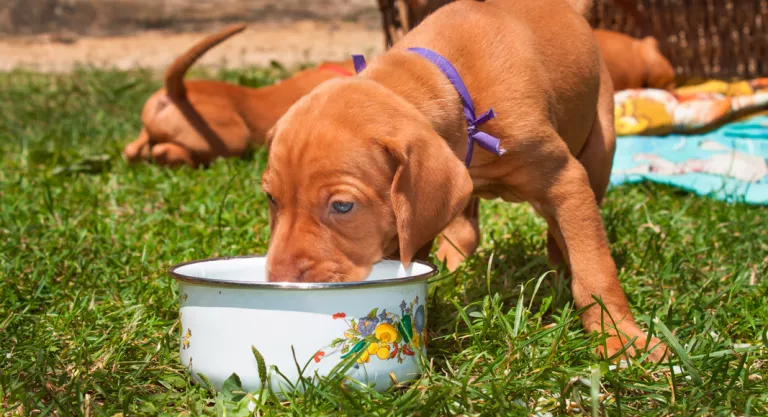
379, 124, 474, 267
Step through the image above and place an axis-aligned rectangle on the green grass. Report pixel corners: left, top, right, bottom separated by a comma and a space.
1, 65, 766, 416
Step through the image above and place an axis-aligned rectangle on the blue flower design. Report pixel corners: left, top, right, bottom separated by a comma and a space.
378, 309, 393, 324
357, 316, 379, 336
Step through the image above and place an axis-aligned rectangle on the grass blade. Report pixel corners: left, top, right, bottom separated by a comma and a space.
653, 318, 703, 386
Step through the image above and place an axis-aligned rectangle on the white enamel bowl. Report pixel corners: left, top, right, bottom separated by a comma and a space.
169, 256, 436, 393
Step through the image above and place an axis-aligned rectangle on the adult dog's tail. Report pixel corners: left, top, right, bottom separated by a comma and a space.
164, 23, 247, 101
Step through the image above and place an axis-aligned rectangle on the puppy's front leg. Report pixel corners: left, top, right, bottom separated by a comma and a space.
387, 198, 480, 270
534, 157, 666, 361
436, 197, 481, 271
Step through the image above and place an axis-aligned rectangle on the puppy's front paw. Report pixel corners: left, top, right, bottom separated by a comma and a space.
596, 323, 668, 362
435, 208, 480, 271
435, 239, 469, 271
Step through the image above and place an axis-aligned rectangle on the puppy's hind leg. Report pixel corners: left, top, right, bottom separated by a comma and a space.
577, 57, 617, 207
574, 60, 666, 362
544, 62, 666, 362
547, 58, 614, 267
520, 134, 665, 362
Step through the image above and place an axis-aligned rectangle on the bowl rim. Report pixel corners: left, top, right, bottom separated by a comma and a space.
167, 255, 438, 290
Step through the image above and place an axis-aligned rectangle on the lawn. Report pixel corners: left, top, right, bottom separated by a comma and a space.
1, 66, 766, 416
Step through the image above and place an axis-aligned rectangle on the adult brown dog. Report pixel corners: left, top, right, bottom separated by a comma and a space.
262, 0, 666, 361
593, 29, 676, 91
123, 24, 355, 167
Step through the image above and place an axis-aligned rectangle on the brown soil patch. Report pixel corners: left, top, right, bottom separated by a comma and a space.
0, 21, 384, 72
0, 0, 385, 72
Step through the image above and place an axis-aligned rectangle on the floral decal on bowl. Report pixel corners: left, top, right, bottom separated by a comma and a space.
315, 297, 427, 365
181, 328, 192, 350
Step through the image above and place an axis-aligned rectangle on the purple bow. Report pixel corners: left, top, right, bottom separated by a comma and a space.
351, 50, 504, 166
352, 55, 368, 75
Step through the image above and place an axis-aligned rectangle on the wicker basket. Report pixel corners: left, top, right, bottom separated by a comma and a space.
379, 0, 768, 79
590, 0, 768, 80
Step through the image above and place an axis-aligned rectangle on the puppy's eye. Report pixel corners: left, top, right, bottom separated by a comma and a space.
266, 193, 276, 205
331, 201, 354, 214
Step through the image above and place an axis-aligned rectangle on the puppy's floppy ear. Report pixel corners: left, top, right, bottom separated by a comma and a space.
378, 124, 474, 267
262, 125, 278, 232
265, 125, 277, 153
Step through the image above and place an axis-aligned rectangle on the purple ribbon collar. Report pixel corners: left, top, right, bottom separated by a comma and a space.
352, 49, 504, 166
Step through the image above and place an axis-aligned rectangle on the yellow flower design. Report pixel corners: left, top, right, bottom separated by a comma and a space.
376, 344, 391, 360
371, 323, 400, 360
374, 323, 398, 343
335, 299, 425, 366
182, 328, 191, 350
356, 342, 381, 364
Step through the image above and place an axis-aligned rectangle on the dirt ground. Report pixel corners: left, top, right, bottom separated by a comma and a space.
0, 21, 384, 72
0, 0, 385, 72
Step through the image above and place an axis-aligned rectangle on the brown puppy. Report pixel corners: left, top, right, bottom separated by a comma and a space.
123, 24, 355, 167
593, 29, 676, 91
434, 29, 678, 268
262, 0, 666, 361
393, 0, 675, 93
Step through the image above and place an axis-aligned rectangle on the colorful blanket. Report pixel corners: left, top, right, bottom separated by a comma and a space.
614, 78, 768, 136
609, 115, 768, 205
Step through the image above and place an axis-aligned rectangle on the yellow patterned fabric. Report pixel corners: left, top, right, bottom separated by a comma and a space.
614, 78, 768, 136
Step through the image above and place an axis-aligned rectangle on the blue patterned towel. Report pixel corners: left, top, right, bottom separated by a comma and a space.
609, 116, 768, 205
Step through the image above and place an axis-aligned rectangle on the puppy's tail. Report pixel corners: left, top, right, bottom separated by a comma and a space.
164, 23, 247, 101
566, 0, 593, 16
